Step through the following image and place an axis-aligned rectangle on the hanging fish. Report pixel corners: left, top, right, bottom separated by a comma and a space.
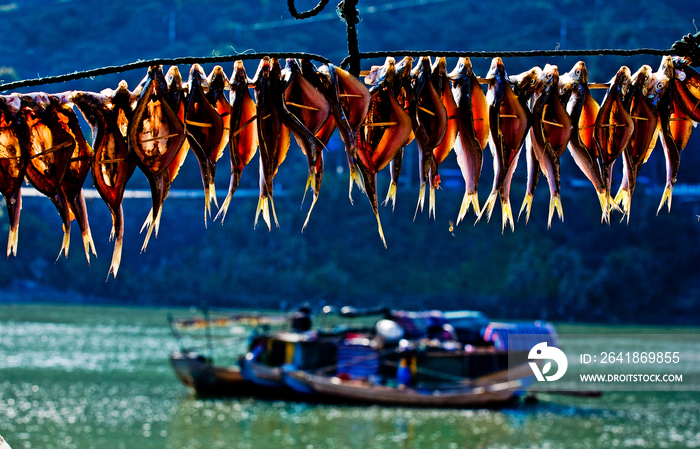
615, 65, 658, 221
655, 56, 693, 213
0, 94, 28, 257
479, 58, 529, 231
449, 57, 489, 225
510, 66, 541, 224
20, 93, 76, 257
594, 66, 634, 221
530, 64, 572, 228
282, 58, 330, 229
383, 56, 414, 211
300, 59, 371, 203
671, 57, 700, 122
128, 65, 187, 251
560, 61, 611, 222
359, 57, 413, 246
410, 57, 447, 219
140, 66, 192, 236
72, 82, 138, 278
185, 64, 225, 223
216, 60, 258, 223
252, 57, 290, 230
429, 57, 459, 213
49, 93, 96, 263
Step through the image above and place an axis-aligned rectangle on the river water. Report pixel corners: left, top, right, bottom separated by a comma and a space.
1, 304, 699, 449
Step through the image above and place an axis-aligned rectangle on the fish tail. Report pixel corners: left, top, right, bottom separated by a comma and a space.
215, 170, 241, 224
382, 182, 398, 212
374, 209, 387, 248
547, 193, 564, 229
348, 164, 365, 204
210, 181, 219, 208
456, 192, 480, 226
596, 191, 610, 224
269, 195, 279, 228
302, 193, 319, 232
477, 191, 498, 224
657, 184, 673, 215
141, 218, 155, 253
414, 183, 426, 221
501, 198, 515, 233
254, 195, 271, 231
107, 206, 124, 279
58, 226, 70, 260
215, 194, 233, 224
7, 227, 18, 258
140, 209, 153, 234
429, 185, 436, 220
81, 230, 96, 266
518, 193, 533, 224
109, 236, 123, 280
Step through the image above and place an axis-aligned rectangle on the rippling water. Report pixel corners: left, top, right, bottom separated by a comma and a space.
1, 304, 699, 449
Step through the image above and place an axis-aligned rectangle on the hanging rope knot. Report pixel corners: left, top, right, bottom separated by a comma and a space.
337, 0, 360, 25
671, 31, 700, 66
287, 0, 330, 20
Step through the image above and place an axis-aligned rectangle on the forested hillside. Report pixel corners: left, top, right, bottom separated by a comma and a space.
0, 0, 698, 323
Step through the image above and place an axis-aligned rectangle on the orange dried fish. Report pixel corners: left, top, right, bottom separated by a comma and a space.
216, 60, 259, 223
20, 93, 76, 257
186, 64, 225, 223
128, 65, 187, 251
615, 65, 658, 221
50, 93, 96, 262
530, 64, 572, 228
560, 62, 612, 222
0, 94, 28, 257
252, 57, 290, 230
481, 58, 529, 232
359, 57, 413, 246
410, 57, 447, 219
449, 57, 489, 225
72, 82, 138, 277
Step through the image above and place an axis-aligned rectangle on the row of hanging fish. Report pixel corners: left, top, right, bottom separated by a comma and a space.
0, 55, 697, 277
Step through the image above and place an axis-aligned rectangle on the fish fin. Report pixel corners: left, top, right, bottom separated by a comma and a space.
109, 225, 116, 242
501, 198, 515, 233
414, 183, 426, 221
348, 165, 365, 204
302, 193, 318, 232
518, 193, 533, 225
7, 227, 18, 257
547, 193, 564, 229
383, 182, 398, 212
478, 191, 498, 224
657, 185, 673, 215
457, 192, 480, 226
608, 193, 622, 214
302, 173, 312, 208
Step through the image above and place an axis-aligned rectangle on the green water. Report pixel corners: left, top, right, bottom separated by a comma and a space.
1, 304, 699, 449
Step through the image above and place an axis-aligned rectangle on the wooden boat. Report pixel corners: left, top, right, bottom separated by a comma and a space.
169, 350, 248, 395
282, 362, 534, 407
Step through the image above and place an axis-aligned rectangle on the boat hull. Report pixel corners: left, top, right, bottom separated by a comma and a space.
169, 351, 248, 396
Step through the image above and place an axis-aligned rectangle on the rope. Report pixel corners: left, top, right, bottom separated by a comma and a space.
337, 0, 362, 77
287, 0, 330, 19
0, 52, 332, 92
672, 31, 700, 66
339, 48, 678, 70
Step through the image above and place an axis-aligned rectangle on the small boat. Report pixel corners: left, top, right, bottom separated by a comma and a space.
169, 350, 247, 396
167, 308, 287, 396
